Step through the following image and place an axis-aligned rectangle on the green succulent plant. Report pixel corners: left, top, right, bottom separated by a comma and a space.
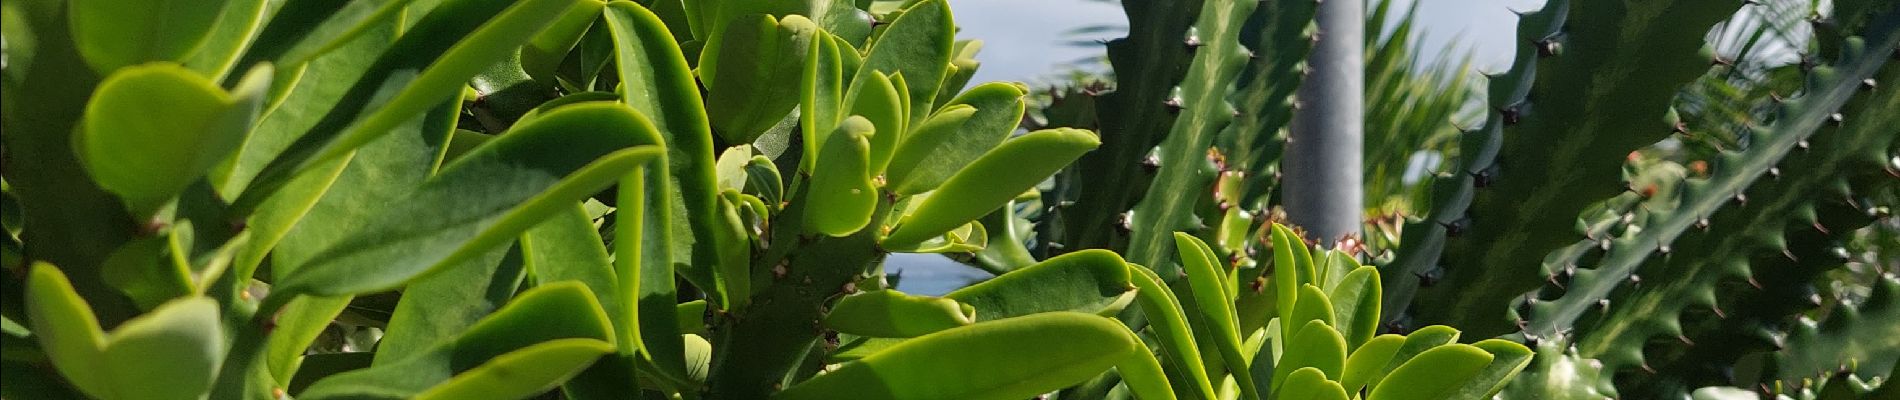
0, 0, 1535, 398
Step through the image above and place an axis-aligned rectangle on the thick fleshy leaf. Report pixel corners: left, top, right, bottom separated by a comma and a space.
800, 32, 847, 172
298, 282, 614, 399
1339, 334, 1404, 394
852, 72, 907, 174
520, 0, 603, 83
1328, 266, 1381, 350
833, 250, 1135, 361
1128, 265, 1220, 400
882, 83, 1029, 195
1445, 339, 1535, 400
69, 0, 226, 72
882, 128, 1098, 247
776, 312, 1138, 400
100, 297, 224, 400
699, 13, 815, 143
711, 191, 753, 307
523, 205, 620, 332
246, 0, 412, 68
1171, 233, 1261, 399
78, 63, 268, 216
234, 0, 576, 210
1271, 224, 1306, 322
1116, 346, 1180, 400
879, 104, 976, 194
603, 0, 725, 302
851, 0, 952, 123
607, 147, 689, 389
1273, 320, 1346, 393
1274, 367, 1349, 400
273, 103, 665, 297
805, 117, 878, 236
932, 40, 983, 110
184, 0, 269, 78
24, 264, 110, 399
1289, 284, 1336, 336
1367, 324, 1460, 391
373, 242, 521, 363
825, 290, 976, 338
1367, 344, 1494, 400
412, 338, 614, 400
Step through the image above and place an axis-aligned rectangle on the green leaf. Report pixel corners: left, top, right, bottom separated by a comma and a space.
800, 32, 847, 172
1289, 284, 1336, 336
68, 0, 227, 72
298, 282, 614, 399
805, 117, 879, 236
1273, 320, 1346, 394
833, 250, 1135, 362
851, 71, 907, 174
1271, 224, 1308, 323
78, 63, 269, 216
744, 154, 784, 206
1339, 334, 1405, 394
520, 0, 603, 84
700, 13, 816, 143
1128, 264, 1219, 400
776, 312, 1139, 400
1367, 344, 1494, 400
24, 264, 109, 399
607, 143, 689, 389
825, 290, 977, 338
879, 104, 976, 194
412, 338, 614, 400
851, 0, 953, 124
1367, 324, 1460, 390
1328, 266, 1381, 351
373, 241, 521, 363
273, 103, 666, 297
1274, 367, 1349, 400
711, 190, 753, 308
184, 0, 269, 79
603, 0, 725, 303
1116, 344, 1181, 400
1445, 339, 1535, 400
100, 297, 224, 400
248, 0, 412, 68
234, 0, 577, 210
882, 128, 1098, 247
522, 205, 620, 335
883, 83, 1030, 195
1172, 233, 1262, 400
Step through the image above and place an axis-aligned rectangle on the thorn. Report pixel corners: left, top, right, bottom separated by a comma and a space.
1782, 247, 1799, 262
1696, 218, 1712, 230
1769, 167, 1781, 179
1827, 113, 1844, 126
1678, 334, 1696, 346
1500, 105, 1522, 125
1712, 304, 1728, 318
1641, 362, 1657, 374
1813, 222, 1830, 234
1597, 299, 1611, 309
1734, 193, 1748, 205
1747, 275, 1763, 289
1629, 274, 1642, 285
1864, 78, 1879, 90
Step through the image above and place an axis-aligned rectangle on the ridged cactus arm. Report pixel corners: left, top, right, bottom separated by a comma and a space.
1123, 0, 1261, 274
1767, 276, 1900, 388
1217, 0, 1320, 211
1562, 37, 1900, 394
1054, 0, 1203, 255
1384, 0, 1746, 335
1527, 10, 1900, 343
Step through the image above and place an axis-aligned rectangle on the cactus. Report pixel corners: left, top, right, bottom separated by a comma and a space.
1379, 0, 1748, 336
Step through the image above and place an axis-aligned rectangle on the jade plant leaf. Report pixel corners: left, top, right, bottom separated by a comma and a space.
273, 103, 665, 297
297, 282, 614, 399
805, 117, 879, 236
833, 250, 1135, 361
411, 338, 614, 400
24, 264, 110, 399
1339, 334, 1405, 394
1445, 339, 1535, 400
234, 0, 576, 210
776, 312, 1139, 400
1289, 284, 1337, 336
851, 0, 953, 124
882, 82, 1029, 195
520, 0, 603, 83
882, 128, 1099, 247
800, 32, 847, 172
249, 0, 412, 68
1273, 320, 1347, 393
1172, 232, 1262, 399
825, 290, 977, 338
68, 0, 227, 72
99, 296, 225, 400
1328, 266, 1381, 350
879, 104, 977, 195
78, 63, 269, 216
1274, 367, 1349, 400
1128, 264, 1219, 400
850, 71, 906, 173
699, 13, 815, 143
1367, 344, 1494, 400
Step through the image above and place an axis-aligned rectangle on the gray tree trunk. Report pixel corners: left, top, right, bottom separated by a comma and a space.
1284, 0, 1364, 246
